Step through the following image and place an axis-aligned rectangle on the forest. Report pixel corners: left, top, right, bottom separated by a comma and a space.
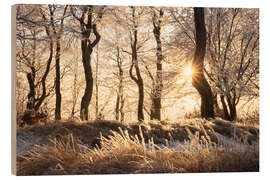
14, 4, 259, 175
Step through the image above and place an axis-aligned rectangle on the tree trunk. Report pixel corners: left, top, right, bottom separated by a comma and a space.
129, 60, 145, 122
26, 70, 35, 110
54, 38, 62, 120
213, 93, 223, 117
71, 6, 102, 121
34, 39, 53, 111
95, 44, 99, 119
47, 5, 67, 120
220, 94, 237, 121
226, 95, 237, 121
115, 91, 125, 122
229, 104, 237, 120
120, 95, 125, 122
129, 7, 144, 122
115, 95, 120, 121
115, 47, 124, 122
71, 58, 78, 117
26, 30, 37, 110
33, 7, 55, 112
137, 73, 144, 121
80, 45, 94, 121
25, 27, 53, 112
220, 95, 230, 120
150, 9, 163, 121
192, 7, 215, 119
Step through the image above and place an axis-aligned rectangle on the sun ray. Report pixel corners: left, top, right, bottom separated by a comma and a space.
183, 66, 194, 77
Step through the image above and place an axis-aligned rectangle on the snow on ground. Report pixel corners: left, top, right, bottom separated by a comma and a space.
144, 135, 255, 152
216, 134, 257, 152
17, 131, 47, 157
17, 131, 256, 158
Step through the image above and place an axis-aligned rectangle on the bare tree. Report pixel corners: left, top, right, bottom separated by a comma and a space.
114, 46, 125, 122
128, 6, 145, 121
95, 44, 99, 119
16, 6, 54, 112
48, 5, 68, 120
205, 8, 259, 121
150, 8, 164, 120
192, 7, 215, 119
170, 7, 259, 120
70, 5, 103, 121
15, 5, 259, 123
70, 55, 79, 118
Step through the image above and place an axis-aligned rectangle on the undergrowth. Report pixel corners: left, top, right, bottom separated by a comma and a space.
17, 119, 259, 175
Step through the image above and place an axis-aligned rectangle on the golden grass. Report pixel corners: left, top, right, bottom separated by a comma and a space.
17, 118, 258, 148
17, 119, 259, 175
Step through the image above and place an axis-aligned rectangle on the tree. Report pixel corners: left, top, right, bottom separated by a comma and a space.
70, 53, 80, 118
15, 5, 258, 123
150, 8, 164, 120
95, 44, 99, 119
114, 46, 125, 122
70, 5, 103, 121
128, 6, 145, 121
99, 7, 127, 122
16, 5, 54, 113
48, 5, 68, 120
205, 8, 259, 121
192, 7, 215, 119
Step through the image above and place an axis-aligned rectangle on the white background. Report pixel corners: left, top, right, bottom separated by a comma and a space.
1, 0, 269, 179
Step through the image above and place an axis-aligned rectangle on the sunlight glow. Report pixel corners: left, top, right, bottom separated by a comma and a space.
183, 66, 194, 77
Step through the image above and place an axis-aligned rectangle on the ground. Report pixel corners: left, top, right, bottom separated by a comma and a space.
16, 118, 259, 175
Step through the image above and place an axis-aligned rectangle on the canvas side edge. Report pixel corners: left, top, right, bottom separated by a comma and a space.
11, 4, 17, 176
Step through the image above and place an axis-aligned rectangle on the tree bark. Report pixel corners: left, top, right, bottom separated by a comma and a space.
220, 94, 237, 121
220, 95, 230, 120
71, 6, 102, 121
115, 95, 120, 121
192, 7, 215, 119
71, 58, 78, 117
30, 7, 55, 112
115, 47, 125, 122
120, 96, 125, 122
226, 94, 237, 121
25, 24, 53, 112
49, 5, 67, 120
26, 30, 37, 110
136, 69, 144, 122
80, 46, 94, 121
95, 44, 99, 119
129, 7, 144, 121
150, 9, 163, 121
26, 70, 35, 110
130, 60, 145, 122
34, 39, 53, 111
54, 37, 62, 120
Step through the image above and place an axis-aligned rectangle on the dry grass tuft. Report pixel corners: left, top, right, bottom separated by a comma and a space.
238, 109, 259, 127
17, 119, 259, 175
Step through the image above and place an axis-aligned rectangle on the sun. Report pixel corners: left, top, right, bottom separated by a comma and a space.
183, 66, 194, 77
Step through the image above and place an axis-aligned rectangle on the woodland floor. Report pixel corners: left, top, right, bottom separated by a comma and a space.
16, 118, 259, 175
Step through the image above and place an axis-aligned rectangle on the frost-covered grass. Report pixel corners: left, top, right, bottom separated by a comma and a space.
16, 118, 259, 175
